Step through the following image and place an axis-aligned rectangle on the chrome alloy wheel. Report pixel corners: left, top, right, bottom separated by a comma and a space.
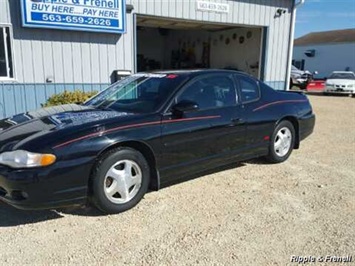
274, 127, 292, 157
104, 160, 142, 204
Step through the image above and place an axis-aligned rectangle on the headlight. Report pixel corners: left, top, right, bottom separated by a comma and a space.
0, 150, 56, 168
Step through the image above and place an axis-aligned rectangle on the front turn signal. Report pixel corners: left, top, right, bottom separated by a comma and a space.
40, 154, 57, 167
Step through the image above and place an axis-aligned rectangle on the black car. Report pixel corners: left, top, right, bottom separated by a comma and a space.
0, 70, 315, 214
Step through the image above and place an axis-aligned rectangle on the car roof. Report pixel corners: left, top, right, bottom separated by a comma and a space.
143, 69, 253, 79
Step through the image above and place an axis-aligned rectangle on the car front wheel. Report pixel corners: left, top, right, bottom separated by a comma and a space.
90, 147, 150, 214
266, 121, 295, 163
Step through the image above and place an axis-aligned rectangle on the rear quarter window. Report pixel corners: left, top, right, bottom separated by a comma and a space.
236, 76, 260, 103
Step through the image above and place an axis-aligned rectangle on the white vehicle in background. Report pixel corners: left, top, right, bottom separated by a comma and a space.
324, 71, 355, 97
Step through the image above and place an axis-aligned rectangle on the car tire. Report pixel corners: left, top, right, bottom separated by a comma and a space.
90, 147, 150, 214
299, 84, 307, 90
265, 120, 295, 163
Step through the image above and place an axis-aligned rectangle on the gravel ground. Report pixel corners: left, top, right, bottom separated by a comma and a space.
0, 95, 354, 265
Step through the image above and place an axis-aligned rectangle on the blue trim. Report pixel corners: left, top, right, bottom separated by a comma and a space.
264, 26, 271, 82
0, 83, 108, 119
21, 0, 126, 34
260, 27, 268, 81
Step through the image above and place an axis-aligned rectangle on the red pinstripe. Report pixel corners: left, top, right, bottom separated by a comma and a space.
253, 100, 308, 112
53, 115, 221, 149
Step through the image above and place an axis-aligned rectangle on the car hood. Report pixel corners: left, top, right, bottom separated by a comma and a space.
0, 104, 135, 152
326, 79, 355, 85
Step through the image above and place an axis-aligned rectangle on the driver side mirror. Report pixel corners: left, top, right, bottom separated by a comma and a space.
172, 100, 199, 116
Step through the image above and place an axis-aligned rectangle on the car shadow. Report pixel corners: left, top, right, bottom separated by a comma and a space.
0, 158, 269, 227
0, 201, 64, 227
0, 202, 105, 227
243, 157, 271, 165
306, 91, 353, 97
160, 161, 248, 189
57, 205, 104, 217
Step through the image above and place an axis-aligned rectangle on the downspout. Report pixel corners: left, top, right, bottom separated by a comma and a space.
285, 0, 305, 90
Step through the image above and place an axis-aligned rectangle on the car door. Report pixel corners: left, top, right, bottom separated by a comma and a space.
234, 74, 273, 158
159, 73, 246, 182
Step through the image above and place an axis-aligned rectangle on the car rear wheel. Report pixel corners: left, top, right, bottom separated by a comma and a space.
266, 121, 295, 163
90, 147, 150, 214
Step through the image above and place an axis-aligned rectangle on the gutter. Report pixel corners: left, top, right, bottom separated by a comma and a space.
295, 1, 306, 8
285, 0, 305, 90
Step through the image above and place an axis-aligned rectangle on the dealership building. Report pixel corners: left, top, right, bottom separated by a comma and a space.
1, 0, 300, 118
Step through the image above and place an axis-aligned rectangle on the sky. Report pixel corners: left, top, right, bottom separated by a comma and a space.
295, 0, 355, 38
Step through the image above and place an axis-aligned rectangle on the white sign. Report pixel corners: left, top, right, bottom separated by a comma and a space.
196, 1, 230, 14
21, 0, 126, 34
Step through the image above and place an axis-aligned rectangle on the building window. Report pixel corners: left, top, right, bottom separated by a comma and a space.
0, 26, 14, 79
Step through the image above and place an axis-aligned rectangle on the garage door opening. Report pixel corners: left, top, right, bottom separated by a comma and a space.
136, 16, 264, 79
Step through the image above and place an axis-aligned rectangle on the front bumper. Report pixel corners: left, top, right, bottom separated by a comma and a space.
0, 157, 94, 210
324, 86, 354, 94
292, 78, 308, 85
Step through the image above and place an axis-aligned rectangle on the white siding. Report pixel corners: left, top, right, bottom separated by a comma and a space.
3, 0, 293, 85
3, 0, 132, 84
0, 0, 10, 24
293, 43, 355, 78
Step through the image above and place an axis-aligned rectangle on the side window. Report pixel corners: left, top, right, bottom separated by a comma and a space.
238, 76, 260, 102
0, 26, 14, 79
177, 75, 237, 110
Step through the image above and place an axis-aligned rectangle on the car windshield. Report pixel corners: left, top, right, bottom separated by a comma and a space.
328, 73, 355, 80
84, 74, 186, 113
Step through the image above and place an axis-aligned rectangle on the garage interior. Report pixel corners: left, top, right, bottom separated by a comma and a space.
136, 16, 264, 78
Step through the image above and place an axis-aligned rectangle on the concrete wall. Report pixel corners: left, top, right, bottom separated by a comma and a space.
209, 27, 261, 78
293, 43, 355, 78
158, 27, 261, 77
